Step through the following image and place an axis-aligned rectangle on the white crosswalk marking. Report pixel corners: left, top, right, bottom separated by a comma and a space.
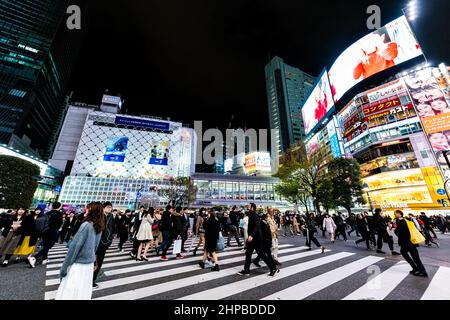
180, 250, 346, 300
44, 246, 305, 299
43, 237, 443, 301
343, 261, 411, 300
421, 266, 450, 300
93, 248, 329, 300
261, 256, 383, 300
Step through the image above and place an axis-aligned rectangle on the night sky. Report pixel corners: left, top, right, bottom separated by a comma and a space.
68, 0, 449, 132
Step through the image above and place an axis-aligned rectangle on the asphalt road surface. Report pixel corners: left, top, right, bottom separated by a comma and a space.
1, 230, 450, 300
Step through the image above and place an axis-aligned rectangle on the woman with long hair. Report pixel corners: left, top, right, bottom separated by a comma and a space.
135, 207, 154, 261
198, 210, 220, 271
55, 202, 105, 300
0, 208, 26, 267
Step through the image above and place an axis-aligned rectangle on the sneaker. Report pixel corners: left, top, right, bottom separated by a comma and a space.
268, 269, 280, 277
391, 251, 400, 256
160, 255, 168, 261
376, 250, 385, 254
42, 259, 50, 265
28, 256, 36, 268
211, 264, 220, 272
252, 261, 262, 268
409, 269, 419, 275
237, 270, 250, 276
2, 260, 8, 267
130, 252, 136, 258
176, 255, 185, 260
198, 261, 205, 269
93, 283, 100, 289
321, 246, 325, 254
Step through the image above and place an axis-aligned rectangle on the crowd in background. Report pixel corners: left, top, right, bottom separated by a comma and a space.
1, 202, 449, 299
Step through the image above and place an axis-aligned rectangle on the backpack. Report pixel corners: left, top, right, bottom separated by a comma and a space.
35, 215, 49, 235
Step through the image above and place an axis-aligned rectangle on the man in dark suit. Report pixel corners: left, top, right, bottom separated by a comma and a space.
130, 206, 145, 258
238, 203, 278, 277
59, 211, 77, 243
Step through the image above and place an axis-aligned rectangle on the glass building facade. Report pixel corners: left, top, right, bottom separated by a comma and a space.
0, 0, 84, 159
265, 56, 315, 158
58, 174, 289, 210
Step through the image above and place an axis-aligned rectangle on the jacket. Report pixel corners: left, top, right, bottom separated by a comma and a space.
204, 217, 220, 243
394, 218, 415, 247
261, 220, 272, 250
247, 210, 262, 241
47, 210, 64, 233
323, 217, 336, 233
159, 210, 172, 232
18, 214, 38, 247
97, 213, 114, 252
59, 222, 102, 279
171, 212, 184, 238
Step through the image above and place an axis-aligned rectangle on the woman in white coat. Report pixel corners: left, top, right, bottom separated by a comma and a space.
136, 207, 154, 261
323, 214, 337, 243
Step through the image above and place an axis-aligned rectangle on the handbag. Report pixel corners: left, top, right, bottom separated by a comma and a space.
406, 219, 425, 245
172, 236, 182, 255
216, 232, 225, 252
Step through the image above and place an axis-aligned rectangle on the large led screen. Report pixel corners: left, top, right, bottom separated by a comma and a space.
328, 16, 423, 103
302, 70, 335, 136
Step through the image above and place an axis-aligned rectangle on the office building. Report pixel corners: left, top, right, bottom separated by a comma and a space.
265, 56, 315, 159
0, 0, 84, 159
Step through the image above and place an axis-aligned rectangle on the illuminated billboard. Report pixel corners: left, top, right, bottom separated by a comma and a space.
244, 152, 271, 174
302, 70, 335, 136
103, 136, 128, 162
328, 16, 423, 103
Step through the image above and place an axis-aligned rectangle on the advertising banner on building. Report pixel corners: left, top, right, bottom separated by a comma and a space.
328, 15, 423, 103
404, 68, 450, 179
302, 70, 335, 136
103, 136, 128, 162
149, 141, 170, 166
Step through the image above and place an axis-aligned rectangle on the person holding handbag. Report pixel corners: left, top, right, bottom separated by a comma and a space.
0, 208, 26, 266
394, 210, 428, 277
198, 210, 220, 272
55, 202, 105, 300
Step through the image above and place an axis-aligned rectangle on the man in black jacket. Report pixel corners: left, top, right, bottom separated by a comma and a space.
93, 202, 114, 288
29, 202, 64, 266
238, 203, 278, 277
420, 212, 437, 238
130, 206, 145, 258
373, 208, 400, 255
394, 210, 427, 277
157, 205, 175, 261
59, 211, 76, 243
225, 210, 242, 247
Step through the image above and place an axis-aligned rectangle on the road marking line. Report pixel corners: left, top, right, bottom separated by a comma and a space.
261, 256, 384, 300
421, 266, 450, 300
343, 261, 410, 300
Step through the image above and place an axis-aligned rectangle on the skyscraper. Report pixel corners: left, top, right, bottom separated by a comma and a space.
0, 0, 84, 159
265, 56, 315, 158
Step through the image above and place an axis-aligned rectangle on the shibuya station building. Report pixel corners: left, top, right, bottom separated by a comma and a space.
301, 15, 450, 215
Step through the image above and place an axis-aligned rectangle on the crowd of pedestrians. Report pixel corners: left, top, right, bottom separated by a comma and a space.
1, 201, 449, 299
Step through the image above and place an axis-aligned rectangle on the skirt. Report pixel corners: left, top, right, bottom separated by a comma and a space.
13, 236, 37, 256
55, 263, 94, 300
0, 231, 21, 256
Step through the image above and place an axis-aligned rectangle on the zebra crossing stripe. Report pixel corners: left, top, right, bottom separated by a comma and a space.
44, 246, 306, 298
46, 239, 242, 269
180, 250, 347, 300
421, 266, 450, 300
46, 244, 292, 276
261, 255, 383, 300
92, 248, 329, 300
342, 261, 410, 300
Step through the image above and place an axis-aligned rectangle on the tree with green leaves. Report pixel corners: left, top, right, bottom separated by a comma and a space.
161, 177, 198, 207
328, 158, 365, 214
0, 155, 40, 209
